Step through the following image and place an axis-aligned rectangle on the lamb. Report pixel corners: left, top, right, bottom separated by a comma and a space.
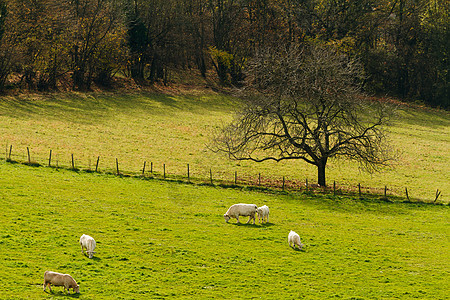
223, 203, 258, 224
256, 205, 270, 223
288, 230, 304, 250
43, 271, 79, 294
79, 234, 96, 258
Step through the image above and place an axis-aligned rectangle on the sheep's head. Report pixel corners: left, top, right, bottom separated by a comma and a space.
74, 285, 80, 293
223, 214, 230, 223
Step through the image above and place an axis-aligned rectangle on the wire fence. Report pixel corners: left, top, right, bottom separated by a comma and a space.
3, 144, 446, 204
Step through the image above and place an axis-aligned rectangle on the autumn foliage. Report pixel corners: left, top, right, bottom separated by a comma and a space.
0, 0, 448, 107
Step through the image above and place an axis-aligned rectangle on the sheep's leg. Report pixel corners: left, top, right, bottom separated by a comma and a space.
236, 216, 240, 223
81, 245, 84, 254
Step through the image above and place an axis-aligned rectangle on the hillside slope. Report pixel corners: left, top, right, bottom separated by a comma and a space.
0, 91, 448, 202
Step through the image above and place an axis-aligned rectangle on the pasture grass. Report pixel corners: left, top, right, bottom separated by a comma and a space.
0, 91, 448, 202
0, 162, 448, 299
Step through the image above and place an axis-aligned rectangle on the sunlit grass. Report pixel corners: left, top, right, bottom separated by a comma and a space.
0, 162, 448, 299
0, 91, 448, 202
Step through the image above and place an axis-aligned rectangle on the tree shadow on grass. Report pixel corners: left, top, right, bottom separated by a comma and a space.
0, 92, 181, 123
0, 91, 234, 124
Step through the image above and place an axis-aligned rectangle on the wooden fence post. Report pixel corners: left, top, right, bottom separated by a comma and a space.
151, 162, 153, 173
210, 168, 213, 185
333, 181, 336, 196
95, 156, 100, 172
71, 154, 75, 170
48, 150, 52, 167
8, 145, 12, 160
163, 164, 166, 179
142, 161, 146, 176
282, 176, 285, 191
305, 178, 308, 189
434, 189, 441, 202
187, 164, 190, 182
405, 187, 410, 201
384, 185, 387, 199
235, 171, 237, 185
358, 183, 362, 199
27, 147, 31, 163
116, 158, 120, 175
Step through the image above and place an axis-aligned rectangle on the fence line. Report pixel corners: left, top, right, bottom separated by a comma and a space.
3, 144, 445, 204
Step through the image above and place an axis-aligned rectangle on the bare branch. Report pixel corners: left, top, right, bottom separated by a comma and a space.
211, 43, 395, 186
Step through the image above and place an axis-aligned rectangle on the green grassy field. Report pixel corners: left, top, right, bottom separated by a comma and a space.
0, 91, 448, 202
0, 161, 448, 299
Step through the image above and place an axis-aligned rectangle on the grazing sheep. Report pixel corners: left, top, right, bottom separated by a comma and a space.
256, 205, 270, 223
223, 203, 258, 224
288, 230, 304, 250
79, 234, 96, 258
43, 271, 79, 294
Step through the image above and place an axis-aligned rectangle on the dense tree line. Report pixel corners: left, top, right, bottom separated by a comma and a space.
0, 0, 448, 107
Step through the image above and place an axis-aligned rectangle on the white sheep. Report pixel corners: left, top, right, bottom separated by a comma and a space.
256, 205, 270, 223
79, 234, 96, 258
288, 230, 304, 250
43, 271, 79, 294
223, 203, 258, 224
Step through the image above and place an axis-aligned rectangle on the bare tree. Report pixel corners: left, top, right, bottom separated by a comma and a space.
211, 44, 394, 187
62, 0, 125, 90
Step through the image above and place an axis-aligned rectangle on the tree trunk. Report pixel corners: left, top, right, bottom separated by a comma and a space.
197, 52, 206, 78
130, 58, 145, 80
317, 160, 326, 187
217, 60, 228, 84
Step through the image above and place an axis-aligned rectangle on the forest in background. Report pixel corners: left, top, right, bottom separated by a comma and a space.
0, 0, 448, 108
